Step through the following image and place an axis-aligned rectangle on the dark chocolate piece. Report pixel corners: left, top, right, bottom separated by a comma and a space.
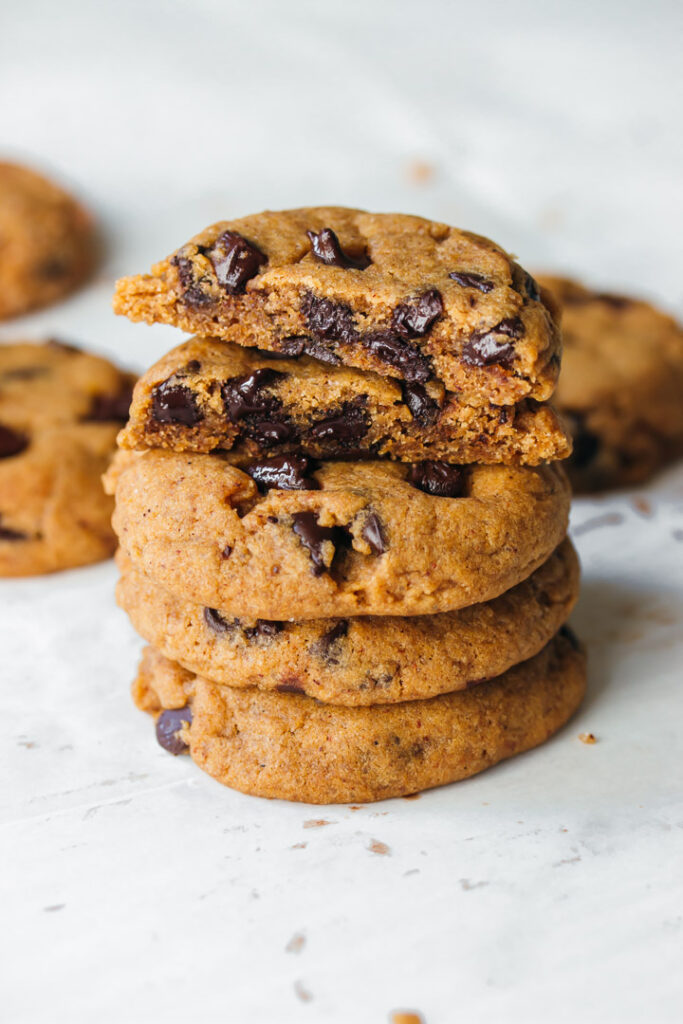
86, 386, 134, 422
244, 454, 319, 491
291, 512, 341, 576
461, 317, 524, 368
307, 227, 369, 270
408, 461, 466, 498
449, 271, 494, 293
151, 382, 202, 426
363, 330, 433, 383
0, 424, 29, 459
392, 290, 443, 337
155, 707, 192, 755
311, 619, 349, 664
401, 382, 440, 427
301, 294, 358, 346
208, 230, 267, 294
222, 368, 283, 421
308, 403, 369, 446
361, 512, 387, 554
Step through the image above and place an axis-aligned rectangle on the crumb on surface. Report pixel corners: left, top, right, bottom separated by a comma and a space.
369, 839, 391, 856
303, 818, 333, 829
405, 159, 435, 184
390, 1012, 425, 1024
579, 732, 597, 744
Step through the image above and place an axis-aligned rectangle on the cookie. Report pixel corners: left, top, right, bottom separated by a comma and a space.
538, 275, 683, 491
113, 206, 561, 406
105, 450, 570, 618
120, 336, 571, 466
116, 538, 579, 705
0, 162, 95, 320
0, 340, 135, 575
133, 629, 586, 803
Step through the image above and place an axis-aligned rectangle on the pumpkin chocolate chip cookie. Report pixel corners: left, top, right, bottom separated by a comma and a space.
133, 629, 587, 803
119, 336, 570, 466
105, 450, 570, 618
117, 538, 579, 706
538, 275, 683, 491
0, 339, 134, 575
0, 162, 95, 319
113, 207, 561, 406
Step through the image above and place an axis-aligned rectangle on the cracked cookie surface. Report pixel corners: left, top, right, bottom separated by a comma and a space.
0, 340, 134, 575
105, 450, 570, 618
0, 163, 95, 319
539, 275, 683, 491
117, 539, 579, 705
133, 630, 586, 803
113, 206, 561, 405
119, 336, 570, 466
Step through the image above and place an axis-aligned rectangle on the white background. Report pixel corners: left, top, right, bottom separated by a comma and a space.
1, 2, 682, 1022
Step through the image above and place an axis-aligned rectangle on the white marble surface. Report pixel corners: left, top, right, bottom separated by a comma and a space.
1, 2, 682, 1022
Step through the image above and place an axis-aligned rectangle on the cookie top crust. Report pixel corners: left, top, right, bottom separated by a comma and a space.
117, 538, 580, 706
105, 450, 570, 618
0, 340, 135, 574
0, 162, 95, 320
538, 275, 683, 490
119, 336, 571, 466
113, 207, 561, 404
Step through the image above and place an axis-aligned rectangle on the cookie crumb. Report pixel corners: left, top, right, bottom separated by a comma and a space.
390, 1012, 424, 1024
294, 980, 313, 1003
286, 932, 306, 954
579, 732, 597, 744
303, 818, 333, 829
405, 159, 435, 184
368, 839, 391, 856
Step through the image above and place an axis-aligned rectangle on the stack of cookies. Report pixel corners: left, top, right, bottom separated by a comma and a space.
106, 207, 586, 803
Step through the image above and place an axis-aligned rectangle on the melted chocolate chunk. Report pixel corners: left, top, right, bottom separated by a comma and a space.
86, 386, 134, 422
0, 424, 29, 459
276, 680, 306, 694
203, 607, 235, 634
308, 402, 369, 447
408, 461, 466, 497
151, 382, 202, 426
243, 419, 296, 446
559, 624, 581, 650
401, 382, 440, 427
461, 317, 524, 368
363, 331, 433, 383
361, 512, 387, 554
392, 290, 443, 338
155, 707, 192, 755
222, 368, 284, 421
244, 454, 319, 491
171, 254, 213, 308
449, 271, 494, 293
312, 619, 349, 664
208, 230, 267, 294
307, 227, 370, 269
291, 512, 343, 576
301, 294, 358, 346
243, 620, 284, 640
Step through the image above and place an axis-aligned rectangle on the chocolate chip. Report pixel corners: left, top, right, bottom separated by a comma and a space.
0, 516, 28, 541
208, 230, 267, 294
244, 419, 296, 446
461, 317, 524, 367
171, 254, 213, 308
86, 386, 134, 422
408, 461, 466, 497
155, 707, 192, 755
308, 403, 369, 447
244, 454, 319, 491
221, 545, 233, 559
449, 271, 494, 293
277, 337, 306, 358
311, 619, 349, 664
1, 366, 49, 381
203, 607, 235, 634
307, 227, 370, 269
222, 368, 283, 421
299, 337, 342, 366
363, 330, 433, 383
401, 381, 440, 427
559, 624, 581, 650
361, 512, 387, 554
151, 382, 202, 426
510, 262, 540, 302
497, 405, 510, 425
0, 424, 29, 459
183, 359, 201, 374
243, 620, 284, 640
276, 680, 306, 694
291, 512, 342, 576
569, 415, 601, 468
301, 293, 358, 346
392, 290, 443, 337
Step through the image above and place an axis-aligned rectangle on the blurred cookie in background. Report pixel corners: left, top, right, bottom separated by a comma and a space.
537, 275, 683, 492
0, 162, 96, 320
0, 339, 135, 575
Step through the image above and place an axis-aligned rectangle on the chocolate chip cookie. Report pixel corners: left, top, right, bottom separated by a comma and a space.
105, 450, 570, 618
133, 629, 586, 803
117, 538, 579, 705
0, 340, 134, 575
120, 336, 570, 466
538, 275, 683, 491
113, 207, 561, 406
0, 162, 95, 320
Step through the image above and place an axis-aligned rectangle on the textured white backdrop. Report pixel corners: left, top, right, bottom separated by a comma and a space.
1, 2, 682, 1022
